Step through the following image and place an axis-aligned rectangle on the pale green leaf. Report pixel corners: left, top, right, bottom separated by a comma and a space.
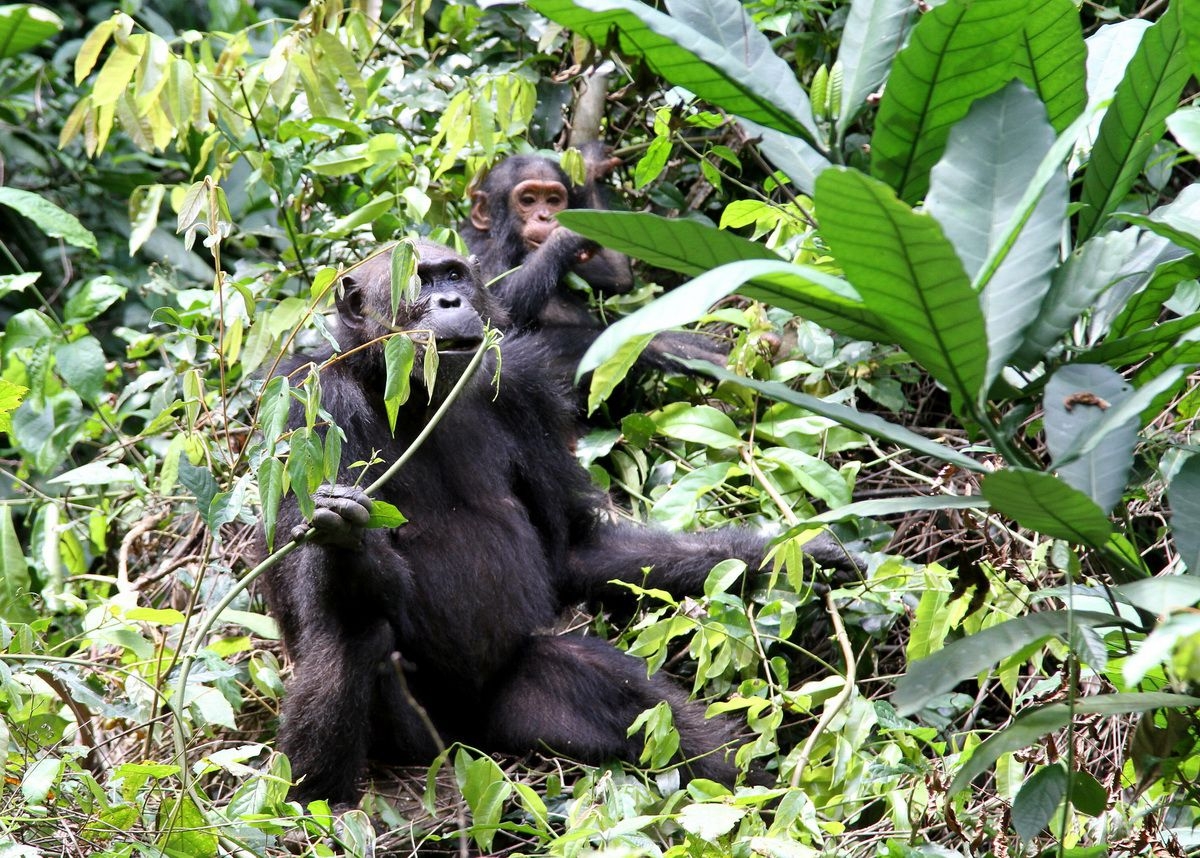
834, 0, 917, 138
0, 187, 98, 253
0, 4, 62, 58
981, 469, 1112, 546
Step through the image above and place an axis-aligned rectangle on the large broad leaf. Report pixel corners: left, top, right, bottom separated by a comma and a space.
1012, 0, 1086, 134
1044, 364, 1136, 514
558, 210, 781, 275
1115, 183, 1200, 257
1107, 255, 1200, 340
1168, 454, 1200, 574
870, 0, 1025, 203
926, 81, 1064, 387
816, 168, 987, 404
0, 507, 34, 624
1177, 0, 1200, 85
576, 258, 887, 375
0, 187, 98, 253
834, 0, 918, 139
1015, 229, 1137, 367
0, 4, 62, 58
805, 493, 987, 524
689, 364, 986, 473
528, 0, 819, 142
739, 119, 829, 195
1077, 5, 1190, 241
894, 610, 1136, 716
981, 469, 1113, 547
948, 692, 1200, 794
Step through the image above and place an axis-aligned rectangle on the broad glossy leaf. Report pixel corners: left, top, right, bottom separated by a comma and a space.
805, 493, 987, 525
1060, 363, 1191, 456
1013, 763, 1067, 843
740, 119, 829, 194
694, 364, 986, 473
1078, 6, 1190, 241
54, 336, 106, 403
894, 609, 1132, 716
1012, 0, 1086, 133
528, 0, 819, 141
926, 81, 1063, 386
0, 4, 62, 58
870, 0, 1025, 203
1168, 454, 1200, 574
1084, 312, 1200, 367
0, 507, 34, 624
1108, 255, 1200, 340
383, 335, 414, 433
1116, 183, 1200, 256
558, 210, 780, 275
1178, 0, 1200, 81
948, 692, 1200, 794
816, 168, 987, 403
0, 187, 98, 253
576, 258, 886, 376
1015, 229, 1137, 367
1044, 364, 1136, 514
834, 0, 917, 138
981, 469, 1112, 546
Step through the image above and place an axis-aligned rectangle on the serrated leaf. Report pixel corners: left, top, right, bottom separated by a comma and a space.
1168, 454, 1200, 574
1012, 0, 1086, 133
980, 469, 1112, 546
528, 0, 819, 142
926, 80, 1063, 386
1078, 6, 1190, 241
0, 187, 98, 253
870, 0, 1025, 203
894, 610, 1133, 716
835, 0, 917, 138
0, 4, 62, 58
1044, 364, 1136, 514
1013, 763, 1067, 843
816, 168, 987, 403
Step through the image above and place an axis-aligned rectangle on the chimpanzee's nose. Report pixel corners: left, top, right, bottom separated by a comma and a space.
432, 292, 462, 309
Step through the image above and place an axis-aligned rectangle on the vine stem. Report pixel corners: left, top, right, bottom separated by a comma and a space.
169, 332, 497, 796
789, 589, 857, 788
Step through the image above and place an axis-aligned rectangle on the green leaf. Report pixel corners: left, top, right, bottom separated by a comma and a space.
20, 756, 62, 805
383, 335, 415, 433
1015, 229, 1138, 367
948, 692, 1200, 794
63, 275, 125, 325
1070, 770, 1108, 817
157, 795, 217, 857
0, 4, 62, 58
365, 500, 407, 529
0, 378, 27, 435
577, 258, 886, 376
652, 402, 742, 449
527, 0, 819, 142
1108, 255, 1200, 340
1168, 454, 1200, 574
894, 610, 1134, 716
128, 184, 165, 255
678, 803, 747, 840
869, 0, 1025, 203
834, 0, 917, 138
694, 364, 986, 473
1012, 0, 1086, 133
1077, 6, 1190, 241
0, 507, 34, 624
258, 458, 284, 551
0, 187, 98, 253
816, 168, 987, 404
55, 336, 106, 402
804, 493, 988, 525
740, 119, 829, 194
926, 81, 1063, 386
981, 469, 1112, 546
1044, 364, 1137, 514
1012, 763, 1067, 843
1115, 183, 1200, 256
1177, 0, 1200, 84
586, 332, 652, 413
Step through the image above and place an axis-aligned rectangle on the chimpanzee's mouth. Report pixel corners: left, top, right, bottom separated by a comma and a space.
437, 337, 484, 354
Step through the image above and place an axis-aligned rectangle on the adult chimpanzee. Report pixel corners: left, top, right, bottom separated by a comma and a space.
263, 241, 859, 807
460, 147, 729, 379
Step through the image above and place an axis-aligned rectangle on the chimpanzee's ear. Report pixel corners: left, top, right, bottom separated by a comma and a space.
469, 191, 492, 231
336, 271, 369, 333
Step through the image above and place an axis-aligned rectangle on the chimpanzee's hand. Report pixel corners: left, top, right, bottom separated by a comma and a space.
292, 484, 373, 547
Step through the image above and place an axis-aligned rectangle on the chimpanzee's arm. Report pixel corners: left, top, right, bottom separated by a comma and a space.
491, 229, 598, 329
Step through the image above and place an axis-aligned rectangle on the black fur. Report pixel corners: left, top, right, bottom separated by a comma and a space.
262, 242, 856, 807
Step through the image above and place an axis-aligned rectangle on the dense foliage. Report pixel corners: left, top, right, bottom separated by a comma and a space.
1, 0, 1200, 855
